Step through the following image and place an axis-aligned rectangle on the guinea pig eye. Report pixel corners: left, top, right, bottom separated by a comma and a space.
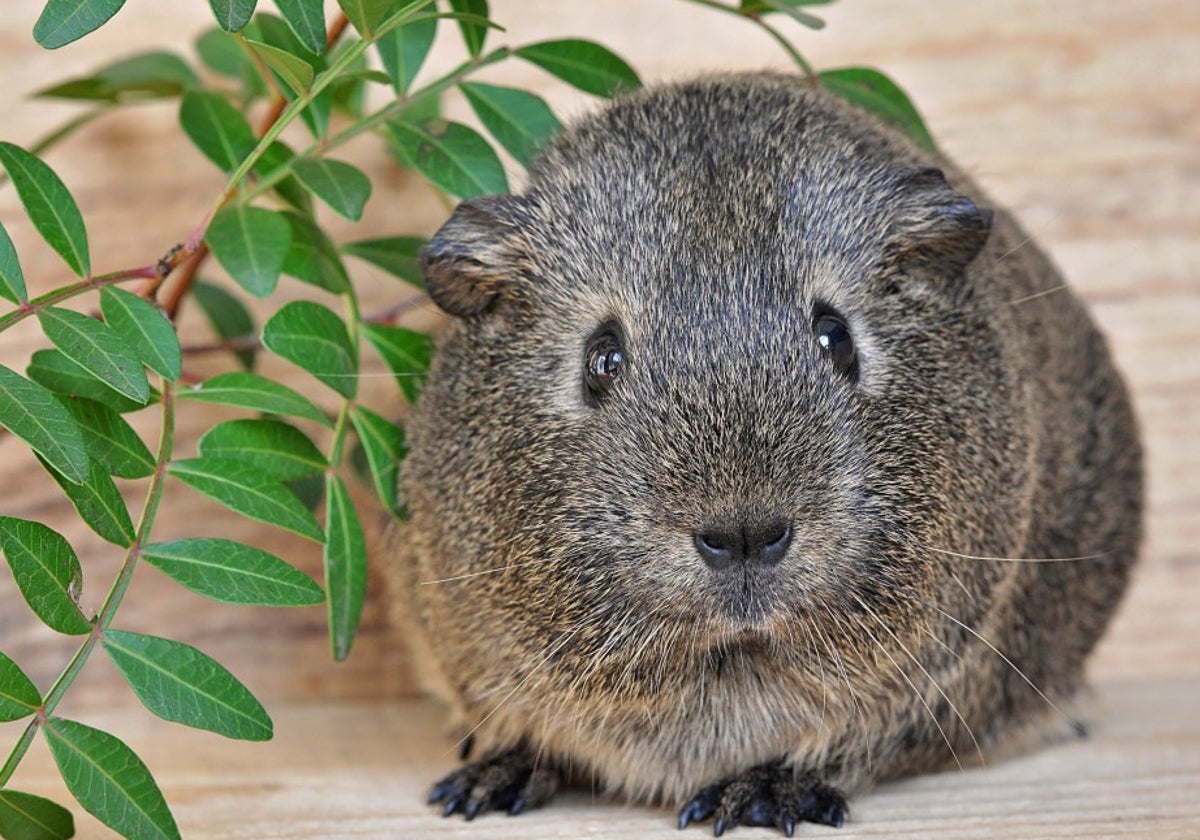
813, 309, 858, 379
583, 328, 626, 403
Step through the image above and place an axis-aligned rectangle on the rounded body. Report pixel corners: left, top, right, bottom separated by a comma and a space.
393, 74, 1142, 819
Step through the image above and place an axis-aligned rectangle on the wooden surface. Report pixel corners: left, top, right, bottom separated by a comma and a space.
1, 0, 1198, 837
7, 677, 1200, 839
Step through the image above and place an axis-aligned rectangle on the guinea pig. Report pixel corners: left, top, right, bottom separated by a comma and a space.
389, 72, 1142, 835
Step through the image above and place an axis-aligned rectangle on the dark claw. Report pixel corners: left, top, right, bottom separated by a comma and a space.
459, 732, 476, 760
678, 788, 720, 829
463, 795, 486, 821
679, 761, 847, 835
425, 741, 558, 821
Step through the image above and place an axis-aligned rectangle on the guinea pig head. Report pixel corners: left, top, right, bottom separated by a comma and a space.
407, 142, 1008, 710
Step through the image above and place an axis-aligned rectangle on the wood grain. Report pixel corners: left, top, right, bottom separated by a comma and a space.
1, 0, 1197, 836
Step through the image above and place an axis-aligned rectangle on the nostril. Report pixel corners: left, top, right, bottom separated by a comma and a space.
694, 529, 740, 571
755, 524, 792, 566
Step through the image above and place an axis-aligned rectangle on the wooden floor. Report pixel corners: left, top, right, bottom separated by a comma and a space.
6, 676, 1199, 839
1, 0, 1198, 837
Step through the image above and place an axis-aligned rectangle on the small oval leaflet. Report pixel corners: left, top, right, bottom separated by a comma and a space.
42, 716, 180, 840
102, 629, 274, 740
141, 537, 324, 607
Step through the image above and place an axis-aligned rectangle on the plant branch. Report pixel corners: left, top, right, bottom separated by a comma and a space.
0, 265, 159, 334
241, 46, 509, 205
0, 379, 174, 787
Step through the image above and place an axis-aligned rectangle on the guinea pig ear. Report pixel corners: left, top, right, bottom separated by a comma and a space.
421, 196, 532, 318
883, 166, 993, 277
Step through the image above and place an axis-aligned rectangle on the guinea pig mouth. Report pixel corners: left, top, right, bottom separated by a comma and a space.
711, 570, 780, 629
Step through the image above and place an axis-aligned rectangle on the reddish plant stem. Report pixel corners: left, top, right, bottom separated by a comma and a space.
147, 13, 351, 321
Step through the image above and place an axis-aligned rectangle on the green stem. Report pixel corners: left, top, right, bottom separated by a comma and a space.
326, 290, 363, 470
212, 0, 439, 221
0, 380, 175, 787
0, 265, 159, 334
240, 46, 510, 206
676, 0, 816, 79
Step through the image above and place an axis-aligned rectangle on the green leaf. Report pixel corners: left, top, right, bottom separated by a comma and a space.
169, 457, 324, 542
37, 51, 200, 102
191, 280, 257, 369
244, 39, 315, 93
291, 158, 372, 221
37, 307, 149, 403
44, 458, 137, 547
325, 474, 366, 660
210, 0, 257, 32
820, 67, 938, 154
362, 323, 432, 403
33, 0, 128, 49
280, 212, 350, 293
0, 364, 89, 484
102, 630, 273, 740
0, 517, 91, 636
27, 349, 145, 414
336, 0, 393, 37
0, 650, 42, 722
460, 81, 562, 167
447, 0, 488, 57
254, 141, 313, 214
142, 538, 323, 606
176, 371, 330, 426
376, 9, 436, 95
100, 286, 181, 380
95, 50, 199, 89
0, 790, 74, 840
350, 405, 406, 514
261, 301, 358, 398
514, 39, 640, 98
341, 236, 425, 289
205, 205, 293, 297
61, 398, 155, 479
274, 0, 326, 53
179, 90, 257, 172
0, 220, 28, 304
0, 143, 90, 277
196, 27, 250, 79
739, 0, 829, 29
42, 717, 179, 840
199, 418, 326, 481
387, 119, 507, 198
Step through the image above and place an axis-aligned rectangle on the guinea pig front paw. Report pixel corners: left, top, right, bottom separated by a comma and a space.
677, 759, 846, 836
426, 740, 559, 820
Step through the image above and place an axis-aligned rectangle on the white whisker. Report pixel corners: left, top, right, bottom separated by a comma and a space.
929, 546, 1112, 564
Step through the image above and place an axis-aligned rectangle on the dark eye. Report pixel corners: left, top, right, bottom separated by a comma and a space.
814, 309, 857, 379
584, 328, 626, 403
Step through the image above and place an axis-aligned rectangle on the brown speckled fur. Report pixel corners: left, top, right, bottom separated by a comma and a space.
388, 74, 1142, 832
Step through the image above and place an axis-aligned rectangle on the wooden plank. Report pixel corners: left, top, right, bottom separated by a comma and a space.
6, 677, 1198, 838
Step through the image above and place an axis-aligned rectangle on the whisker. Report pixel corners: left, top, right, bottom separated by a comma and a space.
420, 556, 559, 585
893, 282, 1069, 338
455, 626, 582, 756
847, 604, 964, 771
854, 595, 985, 768
927, 546, 1113, 564
813, 617, 873, 775
924, 600, 1082, 731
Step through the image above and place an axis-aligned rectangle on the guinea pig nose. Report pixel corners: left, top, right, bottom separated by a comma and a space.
694, 521, 792, 570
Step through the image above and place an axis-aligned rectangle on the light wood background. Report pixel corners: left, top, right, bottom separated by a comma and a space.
1, 1, 1197, 837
